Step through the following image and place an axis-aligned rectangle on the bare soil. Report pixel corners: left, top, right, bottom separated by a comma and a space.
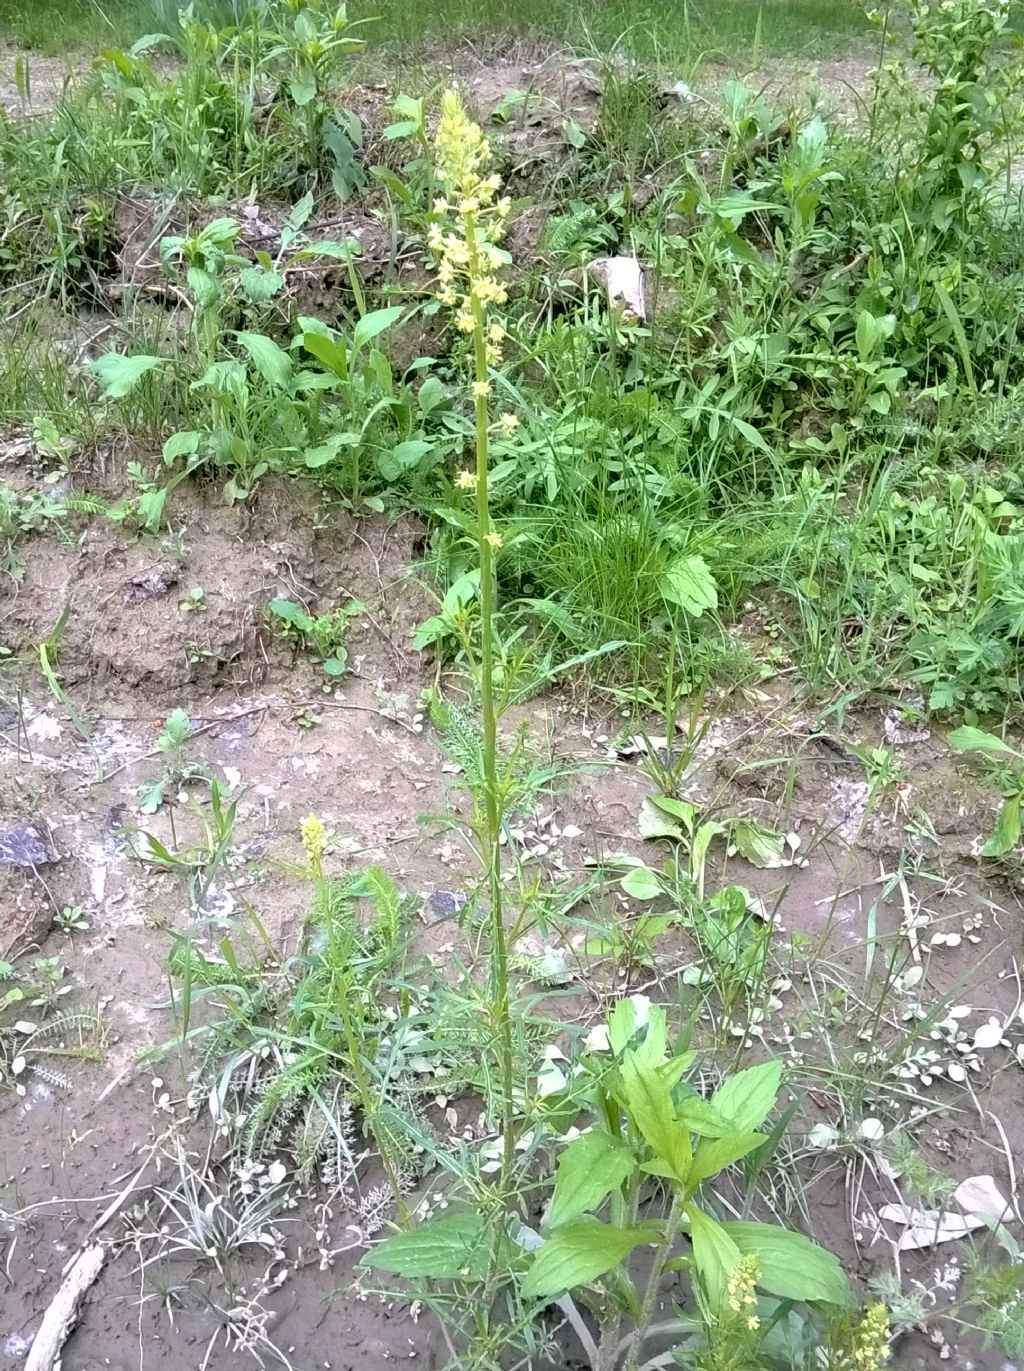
0, 464, 1021, 1370
0, 35, 1020, 1371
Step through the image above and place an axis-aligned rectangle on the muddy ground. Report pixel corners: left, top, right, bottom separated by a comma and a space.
2, 33, 1023, 1371
0, 465, 1021, 1370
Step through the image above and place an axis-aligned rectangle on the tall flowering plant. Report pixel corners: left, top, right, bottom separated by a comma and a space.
428, 90, 518, 1189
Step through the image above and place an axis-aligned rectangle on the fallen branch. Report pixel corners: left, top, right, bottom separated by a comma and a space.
25, 1243, 105, 1371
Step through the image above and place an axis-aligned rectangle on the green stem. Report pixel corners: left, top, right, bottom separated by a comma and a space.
621, 1195, 684, 1371
465, 211, 516, 1200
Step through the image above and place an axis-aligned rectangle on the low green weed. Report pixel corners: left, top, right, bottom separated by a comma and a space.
364, 999, 852, 1369
0, 485, 67, 581
268, 595, 365, 676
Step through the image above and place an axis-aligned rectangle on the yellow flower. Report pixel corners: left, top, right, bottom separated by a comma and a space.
472, 380, 491, 399
455, 470, 477, 490
301, 814, 327, 869
485, 530, 503, 549
724, 1256, 760, 1321
498, 412, 519, 435
435, 89, 491, 197
455, 309, 476, 334
851, 1304, 891, 1371
488, 322, 506, 344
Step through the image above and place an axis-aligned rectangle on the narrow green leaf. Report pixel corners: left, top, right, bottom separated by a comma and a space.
949, 726, 1021, 759
620, 1048, 690, 1183
687, 1203, 741, 1309
982, 793, 1022, 857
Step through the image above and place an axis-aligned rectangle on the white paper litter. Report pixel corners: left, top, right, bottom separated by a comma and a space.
588, 256, 646, 321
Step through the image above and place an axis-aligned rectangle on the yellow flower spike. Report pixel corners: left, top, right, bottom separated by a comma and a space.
430, 89, 516, 1196
851, 1304, 891, 1371
300, 813, 327, 873
724, 1256, 761, 1325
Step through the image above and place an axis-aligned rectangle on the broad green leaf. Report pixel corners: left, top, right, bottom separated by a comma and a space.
620, 867, 662, 901
649, 795, 699, 833
949, 726, 1022, 759
235, 332, 292, 389
362, 1212, 491, 1279
418, 376, 446, 414
982, 793, 1022, 858
163, 430, 201, 465
522, 1218, 656, 1300
638, 797, 686, 841
689, 1131, 767, 1183
413, 615, 449, 650
323, 652, 348, 677
92, 352, 164, 399
563, 117, 586, 148
731, 416, 771, 454
353, 306, 404, 352
285, 190, 315, 235
731, 819, 789, 869
722, 1221, 849, 1306
441, 569, 481, 616
137, 487, 167, 532
138, 778, 165, 814
289, 72, 317, 105
384, 118, 419, 139
304, 433, 359, 468
547, 1131, 636, 1229
687, 1203, 740, 1309
620, 1047, 690, 1183
159, 708, 191, 750
661, 554, 718, 617
239, 266, 284, 302
676, 1097, 743, 1139
378, 439, 433, 482
607, 997, 640, 1055
303, 332, 349, 380
709, 1061, 782, 1133
268, 598, 313, 632
186, 266, 220, 308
